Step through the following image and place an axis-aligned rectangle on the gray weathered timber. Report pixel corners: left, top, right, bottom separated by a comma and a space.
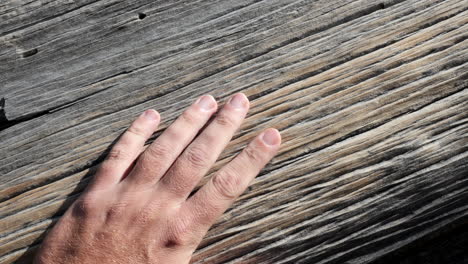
1, 0, 467, 263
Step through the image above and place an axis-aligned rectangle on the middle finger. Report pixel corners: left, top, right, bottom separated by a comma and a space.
158, 93, 249, 201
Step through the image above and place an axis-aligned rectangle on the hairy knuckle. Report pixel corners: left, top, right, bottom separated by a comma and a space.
212, 169, 240, 199
184, 145, 210, 169
215, 113, 236, 127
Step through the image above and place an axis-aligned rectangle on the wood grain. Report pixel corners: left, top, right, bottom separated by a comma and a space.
1, 0, 467, 263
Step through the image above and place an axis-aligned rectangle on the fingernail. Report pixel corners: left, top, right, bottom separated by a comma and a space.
262, 129, 281, 146
143, 109, 159, 121
197, 95, 216, 111
229, 93, 248, 109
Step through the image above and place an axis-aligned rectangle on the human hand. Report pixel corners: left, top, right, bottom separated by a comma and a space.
34, 93, 281, 264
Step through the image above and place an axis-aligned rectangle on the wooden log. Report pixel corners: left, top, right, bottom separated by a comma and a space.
0, 0, 467, 263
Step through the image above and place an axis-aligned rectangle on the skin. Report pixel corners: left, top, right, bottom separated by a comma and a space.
35, 93, 281, 264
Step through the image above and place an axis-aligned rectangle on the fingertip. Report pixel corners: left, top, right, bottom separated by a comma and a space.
196, 94, 218, 112
142, 109, 160, 122
228, 93, 249, 110
261, 128, 281, 146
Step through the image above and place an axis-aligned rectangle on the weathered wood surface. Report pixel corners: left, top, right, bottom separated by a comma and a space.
1, 0, 467, 263
373, 219, 468, 263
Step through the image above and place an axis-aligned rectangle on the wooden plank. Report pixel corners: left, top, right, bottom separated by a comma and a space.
1, 0, 467, 263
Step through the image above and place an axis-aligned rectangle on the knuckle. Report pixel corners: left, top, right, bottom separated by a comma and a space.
212, 169, 241, 199
180, 109, 199, 125
106, 201, 128, 220
72, 195, 99, 217
126, 124, 147, 139
105, 147, 131, 162
215, 113, 237, 127
144, 143, 171, 160
243, 146, 264, 164
133, 147, 169, 183
200, 131, 217, 144
165, 222, 195, 248
184, 145, 210, 169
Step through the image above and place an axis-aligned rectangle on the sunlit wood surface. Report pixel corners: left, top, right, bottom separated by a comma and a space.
1, 0, 467, 263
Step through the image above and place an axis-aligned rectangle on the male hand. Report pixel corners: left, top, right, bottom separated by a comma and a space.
35, 93, 281, 264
